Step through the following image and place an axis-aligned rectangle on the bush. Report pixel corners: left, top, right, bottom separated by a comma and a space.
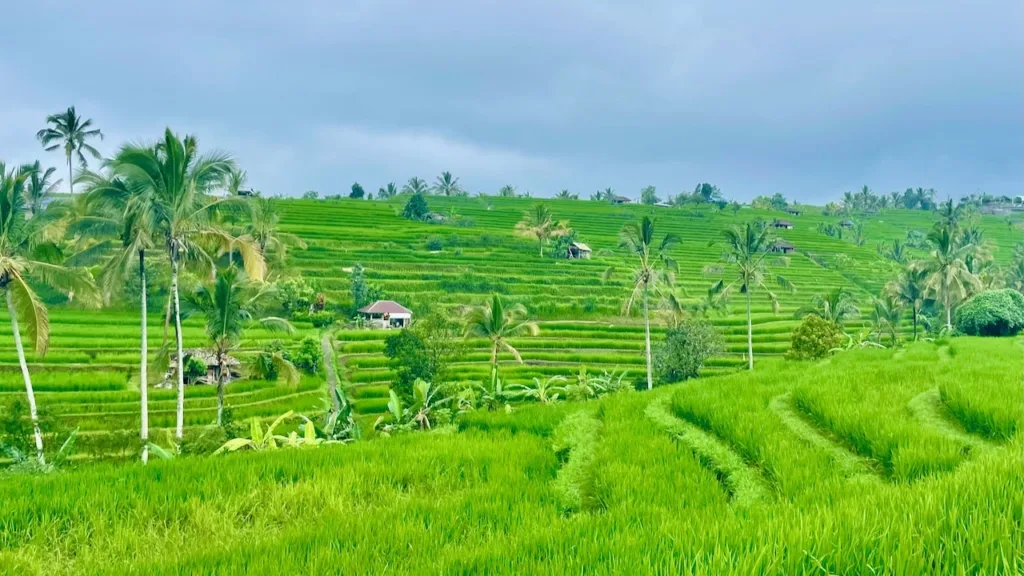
402, 193, 430, 221
955, 289, 1024, 336
654, 320, 724, 384
183, 356, 207, 384
384, 330, 432, 398
787, 315, 845, 360
287, 337, 323, 375
277, 276, 318, 316
425, 236, 444, 251
294, 310, 335, 328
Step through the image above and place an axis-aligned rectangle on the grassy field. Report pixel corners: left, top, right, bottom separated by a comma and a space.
0, 337, 1020, 574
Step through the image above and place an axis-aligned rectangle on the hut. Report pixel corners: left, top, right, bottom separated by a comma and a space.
163, 349, 241, 387
839, 220, 855, 228
611, 196, 633, 205
358, 300, 413, 329
567, 241, 592, 259
773, 219, 794, 230
785, 207, 802, 216
770, 240, 795, 254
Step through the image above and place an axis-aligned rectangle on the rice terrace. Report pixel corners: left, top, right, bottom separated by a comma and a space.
2, 3, 1024, 574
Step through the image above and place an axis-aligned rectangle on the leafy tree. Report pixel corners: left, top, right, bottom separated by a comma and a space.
401, 177, 429, 195
432, 171, 464, 196
464, 295, 539, 385
514, 203, 568, 257
377, 182, 399, 199
640, 185, 660, 205
914, 224, 981, 331
786, 315, 845, 360
705, 222, 794, 370
770, 193, 789, 211
412, 311, 465, 384
36, 106, 104, 195
498, 185, 517, 198
729, 201, 741, 216
383, 330, 432, 397
653, 319, 723, 384
182, 356, 207, 385
349, 182, 365, 199
886, 267, 929, 340
955, 289, 1024, 336
302, 190, 319, 200
795, 288, 859, 328
694, 183, 722, 204
287, 336, 323, 374
618, 216, 679, 389
402, 193, 430, 221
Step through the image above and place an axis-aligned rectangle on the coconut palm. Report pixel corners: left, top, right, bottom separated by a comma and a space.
795, 288, 859, 328
881, 239, 908, 265
705, 223, 795, 371
914, 225, 981, 332
36, 106, 104, 195
498, 185, 517, 198
555, 189, 577, 200
432, 171, 464, 196
0, 162, 98, 464
619, 216, 679, 389
464, 294, 539, 384
108, 128, 265, 438
514, 203, 568, 257
244, 197, 306, 263
1006, 258, 1024, 296
885, 267, 929, 341
227, 168, 248, 196
869, 296, 903, 345
401, 177, 429, 195
24, 161, 62, 215
377, 182, 399, 199
185, 266, 295, 425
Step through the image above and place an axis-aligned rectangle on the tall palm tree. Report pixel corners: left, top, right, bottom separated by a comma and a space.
185, 267, 295, 425
795, 287, 859, 328
108, 128, 265, 439
464, 295, 539, 384
24, 161, 62, 216
705, 223, 794, 371
619, 216, 679, 389
401, 177, 429, 195
377, 182, 399, 199
432, 171, 464, 196
245, 197, 306, 263
886, 267, 928, 341
227, 167, 248, 196
914, 225, 980, 332
498, 185, 517, 198
0, 162, 98, 464
514, 203, 568, 257
36, 107, 104, 195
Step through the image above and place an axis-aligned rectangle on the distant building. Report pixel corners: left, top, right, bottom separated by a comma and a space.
785, 208, 802, 216
358, 300, 413, 329
611, 196, 633, 205
770, 240, 796, 254
839, 220, 855, 228
653, 202, 673, 208
568, 241, 592, 259
163, 349, 241, 387
773, 219, 794, 230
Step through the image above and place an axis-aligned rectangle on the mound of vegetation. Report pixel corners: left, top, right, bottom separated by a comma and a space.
955, 289, 1024, 336
787, 315, 845, 360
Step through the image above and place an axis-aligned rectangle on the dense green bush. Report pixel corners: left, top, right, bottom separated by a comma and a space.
402, 193, 430, 220
654, 320, 723, 384
286, 337, 323, 374
955, 289, 1024, 336
786, 315, 844, 360
425, 236, 444, 251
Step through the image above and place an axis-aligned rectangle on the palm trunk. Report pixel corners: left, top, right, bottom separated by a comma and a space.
912, 306, 918, 341
139, 251, 149, 464
216, 353, 225, 426
538, 237, 544, 257
322, 332, 340, 411
746, 289, 754, 371
7, 290, 44, 465
944, 278, 952, 331
67, 155, 74, 196
643, 282, 653, 390
172, 260, 185, 439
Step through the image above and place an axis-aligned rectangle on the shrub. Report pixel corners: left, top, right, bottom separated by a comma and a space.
955, 289, 1024, 336
384, 330, 432, 398
654, 320, 724, 384
787, 315, 845, 360
277, 276, 317, 316
294, 310, 335, 328
425, 236, 444, 251
183, 356, 207, 384
287, 337, 323, 375
402, 193, 430, 221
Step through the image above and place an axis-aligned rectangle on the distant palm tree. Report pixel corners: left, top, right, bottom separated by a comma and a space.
886, 267, 928, 341
401, 177, 429, 195
890, 191, 903, 207
23, 161, 62, 215
0, 162, 98, 464
1006, 258, 1024, 295
36, 106, 104, 195
555, 189, 577, 200
619, 216, 679, 389
705, 223, 794, 371
464, 295, 539, 385
869, 296, 903, 345
795, 288, 859, 328
914, 225, 980, 331
227, 167, 248, 195
498, 185, 517, 198
432, 171, 464, 196
881, 239, 908, 264
514, 203, 568, 257
185, 267, 296, 425
378, 182, 399, 199
245, 197, 306, 263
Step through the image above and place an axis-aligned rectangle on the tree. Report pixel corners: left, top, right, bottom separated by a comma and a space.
880, 239, 908, 265
245, 197, 306, 263
498, 185, 517, 198
694, 183, 723, 204
23, 161, 62, 215
383, 330, 431, 398
705, 223, 794, 370
0, 162, 98, 464
36, 106, 104, 195
302, 190, 319, 200
402, 177, 429, 195
795, 288, 859, 328
432, 171, 464, 196
786, 315, 845, 360
914, 225, 981, 331
377, 182, 399, 199
514, 203, 568, 257
869, 296, 903, 345
402, 193, 430, 221
640, 186, 660, 205
886, 267, 928, 341
227, 168, 248, 196
555, 189, 578, 200
591, 188, 615, 202
955, 289, 1024, 336
653, 319, 723, 384
107, 129, 265, 439
185, 267, 295, 425
464, 295, 539, 385
349, 182, 365, 199
619, 216, 679, 390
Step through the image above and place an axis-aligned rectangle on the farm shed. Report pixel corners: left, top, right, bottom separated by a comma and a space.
163, 349, 241, 387
839, 220, 855, 228
568, 241, 592, 259
773, 219, 794, 229
785, 208, 802, 216
358, 300, 413, 329
770, 240, 795, 254
611, 196, 633, 204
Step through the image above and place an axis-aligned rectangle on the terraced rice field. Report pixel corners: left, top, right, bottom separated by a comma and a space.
1, 338, 1020, 574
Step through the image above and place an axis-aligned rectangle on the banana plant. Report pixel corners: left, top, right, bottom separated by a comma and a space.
214, 411, 294, 454
509, 375, 567, 404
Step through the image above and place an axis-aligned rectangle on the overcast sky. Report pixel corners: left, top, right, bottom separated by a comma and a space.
1, 1, 1021, 202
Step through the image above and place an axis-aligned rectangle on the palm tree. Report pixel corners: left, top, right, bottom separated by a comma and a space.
555, 189, 577, 200
0, 162, 98, 464
185, 267, 295, 425
464, 294, 539, 385
869, 296, 903, 345
245, 197, 306, 263
498, 185, 517, 198
881, 239, 908, 264
401, 177, 429, 195
514, 203, 568, 257
227, 168, 248, 195
36, 106, 104, 195
705, 223, 794, 371
108, 129, 265, 439
619, 216, 679, 389
432, 171, 464, 196
914, 225, 980, 331
1007, 258, 1024, 295
378, 182, 399, 199
24, 161, 62, 215
886, 267, 928, 341
795, 288, 859, 328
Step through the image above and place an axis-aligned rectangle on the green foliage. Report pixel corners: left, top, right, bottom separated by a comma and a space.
286, 337, 322, 374
277, 276, 318, 316
425, 236, 444, 251
402, 193, 430, 221
183, 356, 206, 384
640, 185, 659, 205
786, 315, 845, 360
301, 190, 319, 199
383, 330, 432, 397
654, 319, 724, 384
954, 289, 1024, 336
349, 182, 365, 199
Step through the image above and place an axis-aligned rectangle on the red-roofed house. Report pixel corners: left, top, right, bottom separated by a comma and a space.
358, 300, 413, 329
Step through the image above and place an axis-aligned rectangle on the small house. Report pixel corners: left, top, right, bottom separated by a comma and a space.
785, 208, 802, 216
773, 219, 794, 230
237, 189, 254, 197
163, 348, 241, 387
653, 202, 673, 208
770, 240, 796, 254
611, 196, 633, 205
358, 300, 413, 329
839, 220, 855, 228
568, 241, 592, 259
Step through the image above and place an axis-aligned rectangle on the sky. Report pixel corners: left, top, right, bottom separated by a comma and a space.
1, 1, 1021, 203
